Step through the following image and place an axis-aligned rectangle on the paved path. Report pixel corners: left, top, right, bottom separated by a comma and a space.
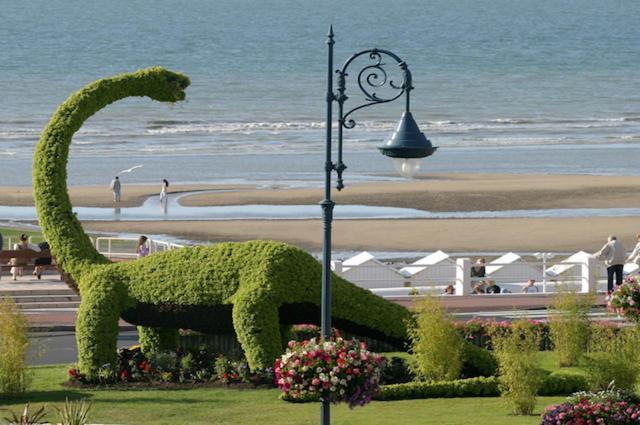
28, 331, 139, 365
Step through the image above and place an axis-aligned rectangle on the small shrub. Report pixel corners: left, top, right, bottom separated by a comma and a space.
542, 388, 640, 424
373, 371, 586, 402
460, 342, 498, 378
607, 275, 640, 322
0, 299, 30, 396
2, 403, 47, 425
583, 324, 640, 391
55, 398, 91, 425
381, 356, 415, 384
490, 318, 544, 415
275, 338, 385, 408
408, 296, 464, 381
548, 289, 591, 367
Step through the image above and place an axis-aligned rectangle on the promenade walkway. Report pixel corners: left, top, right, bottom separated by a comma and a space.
1, 271, 611, 329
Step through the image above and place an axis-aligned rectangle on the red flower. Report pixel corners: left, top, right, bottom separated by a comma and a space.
223, 373, 229, 381
120, 370, 129, 380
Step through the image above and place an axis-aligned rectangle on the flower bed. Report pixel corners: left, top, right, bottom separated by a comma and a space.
275, 338, 385, 408
542, 389, 640, 424
607, 275, 640, 321
67, 346, 274, 386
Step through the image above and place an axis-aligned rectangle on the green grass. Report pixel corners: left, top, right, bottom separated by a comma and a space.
0, 366, 565, 425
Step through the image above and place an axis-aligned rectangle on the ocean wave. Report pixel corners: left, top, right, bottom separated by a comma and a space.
143, 116, 639, 136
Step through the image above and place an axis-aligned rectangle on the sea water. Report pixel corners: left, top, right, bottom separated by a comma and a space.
0, 0, 638, 186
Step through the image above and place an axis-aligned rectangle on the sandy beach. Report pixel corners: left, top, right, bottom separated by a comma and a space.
177, 173, 640, 212
3, 173, 640, 253
80, 216, 640, 254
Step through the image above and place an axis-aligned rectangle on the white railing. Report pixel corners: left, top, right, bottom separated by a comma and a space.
332, 254, 614, 297
94, 237, 184, 259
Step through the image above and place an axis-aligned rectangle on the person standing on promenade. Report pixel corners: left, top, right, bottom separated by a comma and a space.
135, 235, 149, 259
110, 176, 121, 203
593, 235, 626, 292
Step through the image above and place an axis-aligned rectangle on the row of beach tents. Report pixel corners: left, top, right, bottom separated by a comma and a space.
331, 250, 636, 295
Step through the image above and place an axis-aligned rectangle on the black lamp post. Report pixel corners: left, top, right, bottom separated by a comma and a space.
320, 27, 437, 424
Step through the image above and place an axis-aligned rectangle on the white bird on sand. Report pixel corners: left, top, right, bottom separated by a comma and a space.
117, 165, 143, 176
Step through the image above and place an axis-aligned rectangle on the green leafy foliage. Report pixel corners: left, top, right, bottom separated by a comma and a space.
582, 324, 640, 391
0, 298, 30, 396
548, 289, 592, 367
32, 68, 411, 380
138, 326, 179, 353
490, 318, 544, 415
2, 403, 47, 425
55, 398, 91, 425
408, 296, 464, 381
278, 370, 587, 403
460, 341, 498, 378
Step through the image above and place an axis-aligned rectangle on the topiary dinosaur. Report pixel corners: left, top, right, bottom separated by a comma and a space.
33, 67, 412, 379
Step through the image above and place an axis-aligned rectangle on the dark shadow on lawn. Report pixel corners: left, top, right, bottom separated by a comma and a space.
2, 390, 92, 403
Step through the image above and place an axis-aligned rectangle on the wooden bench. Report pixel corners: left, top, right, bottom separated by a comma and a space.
0, 250, 58, 280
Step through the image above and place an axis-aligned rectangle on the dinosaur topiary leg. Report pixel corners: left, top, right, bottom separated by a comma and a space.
232, 288, 283, 371
138, 326, 179, 353
76, 268, 128, 379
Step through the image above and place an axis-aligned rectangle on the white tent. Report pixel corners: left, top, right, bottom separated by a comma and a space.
545, 251, 592, 278
338, 251, 407, 290
485, 252, 542, 285
398, 250, 456, 286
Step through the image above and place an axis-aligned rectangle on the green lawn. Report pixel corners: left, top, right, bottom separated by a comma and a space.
0, 365, 566, 425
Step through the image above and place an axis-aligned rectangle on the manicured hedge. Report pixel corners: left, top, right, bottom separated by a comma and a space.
373, 372, 587, 401
32, 67, 412, 379
281, 371, 588, 403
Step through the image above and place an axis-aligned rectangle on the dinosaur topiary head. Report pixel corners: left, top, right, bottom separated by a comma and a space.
141, 66, 191, 102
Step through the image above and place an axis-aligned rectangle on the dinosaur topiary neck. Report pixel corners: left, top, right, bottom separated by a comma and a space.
33, 67, 190, 282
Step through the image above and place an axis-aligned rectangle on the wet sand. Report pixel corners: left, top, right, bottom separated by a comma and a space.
177, 173, 640, 212
4, 173, 640, 252
81, 216, 640, 254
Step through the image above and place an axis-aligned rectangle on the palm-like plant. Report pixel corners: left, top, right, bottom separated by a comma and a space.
2, 403, 47, 425
55, 398, 91, 425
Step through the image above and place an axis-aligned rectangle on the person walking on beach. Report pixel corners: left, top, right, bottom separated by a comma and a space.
110, 176, 121, 203
159, 179, 169, 202
593, 235, 626, 292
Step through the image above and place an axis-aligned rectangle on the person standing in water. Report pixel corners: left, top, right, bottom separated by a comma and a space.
110, 176, 121, 203
159, 179, 169, 202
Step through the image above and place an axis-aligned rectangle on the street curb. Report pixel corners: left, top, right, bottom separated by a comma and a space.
29, 325, 137, 332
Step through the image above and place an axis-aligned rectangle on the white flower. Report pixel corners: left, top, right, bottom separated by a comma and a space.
331, 376, 339, 384
339, 389, 345, 395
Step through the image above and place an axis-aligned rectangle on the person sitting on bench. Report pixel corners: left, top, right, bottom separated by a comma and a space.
9, 234, 40, 281
33, 241, 51, 280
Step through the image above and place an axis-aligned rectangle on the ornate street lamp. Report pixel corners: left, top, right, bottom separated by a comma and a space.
320, 26, 437, 424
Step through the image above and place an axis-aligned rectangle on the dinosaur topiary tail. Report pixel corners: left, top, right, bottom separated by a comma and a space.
33, 67, 190, 286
